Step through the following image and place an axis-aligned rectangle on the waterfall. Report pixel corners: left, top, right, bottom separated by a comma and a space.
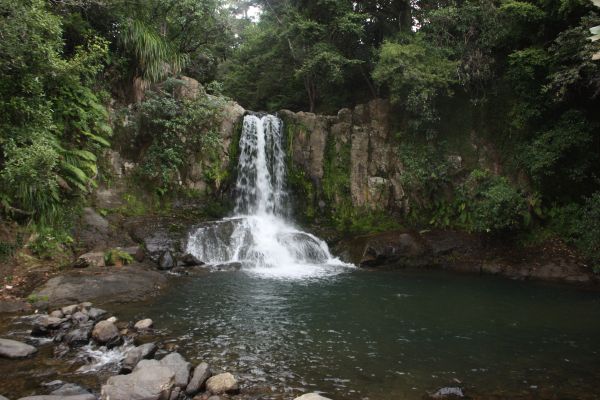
186, 114, 351, 278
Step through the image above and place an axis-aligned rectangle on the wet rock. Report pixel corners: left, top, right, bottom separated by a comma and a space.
74, 251, 105, 268
213, 262, 242, 271
0, 338, 37, 358
134, 318, 153, 331
160, 352, 191, 388
53, 343, 70, 358
31, 316, 65, 336
102, 359, 176, 400
17, 396, 96, 400
120, 342, 157, 373
180, 253, 204, 267
50, 382, 91, 396
206, 372, 239, 395
429, 387, 464, 398
87, 308, 108, 321
185, 362, 212, 395
61, 304, 78, 315
92, 320, 122, 348
335, 230, 430, 268
158, 251, 175, 270
31, 266, 167, 306
294, 394, 332, 400
63, 322, 94, 347
71, 311, 89, 324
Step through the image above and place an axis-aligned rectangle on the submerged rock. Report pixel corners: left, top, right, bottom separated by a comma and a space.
0, 338, 37, 359
50, 382, 91, 396
206, 372, 239, 395
185, 362, 212, 395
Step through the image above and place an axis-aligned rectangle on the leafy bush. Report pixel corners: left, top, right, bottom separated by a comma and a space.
457, 169, 528, 233
27, 226, 74, 259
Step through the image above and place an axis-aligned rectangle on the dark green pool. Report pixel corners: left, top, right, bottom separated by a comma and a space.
112, 268, 600, 399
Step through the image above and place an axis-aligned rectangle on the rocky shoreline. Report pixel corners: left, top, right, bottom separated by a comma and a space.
0, 301, 337, 400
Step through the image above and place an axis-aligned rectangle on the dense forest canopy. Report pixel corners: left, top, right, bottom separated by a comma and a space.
0, 0, 599, 267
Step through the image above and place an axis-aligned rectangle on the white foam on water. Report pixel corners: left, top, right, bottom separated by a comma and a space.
75, 342, 133, 373
186, 114, 354, 279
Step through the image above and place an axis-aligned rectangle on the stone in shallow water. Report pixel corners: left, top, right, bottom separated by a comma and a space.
159, 352, 191, 388
50, 382, 91, 396
134, 318, 153, 330
185, 362, 212, 395
431, 387, 464, 398
87, 307, 108, 321
294, 394, 332, 400
31, 316, 65, 336
102, 360, 175, 400
120, 342, 158, 373
92, 320, 122, 347
206, 372, 239, 395
63, 322, 94, 347
0, 338, 37, 359
61, 304, 79, 315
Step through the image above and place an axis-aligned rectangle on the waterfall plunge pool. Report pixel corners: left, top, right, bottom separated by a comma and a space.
111, 268, 600, 399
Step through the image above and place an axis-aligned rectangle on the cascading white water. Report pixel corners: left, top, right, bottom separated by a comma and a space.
186, 114, 351, 278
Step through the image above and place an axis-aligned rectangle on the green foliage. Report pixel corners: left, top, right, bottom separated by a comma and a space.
26, 294, 49, 304
457, 169, 528, 233
373, 35, 457, 137
104, 249, 134, 266
28, 226, 74, 259
0, 0, 110, 224
127, 84, 225, 195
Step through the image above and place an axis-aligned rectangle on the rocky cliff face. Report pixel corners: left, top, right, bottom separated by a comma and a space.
280, 99, 408, 217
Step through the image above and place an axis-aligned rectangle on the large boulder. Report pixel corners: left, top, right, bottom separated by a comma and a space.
160, 352, 191, 388
92, 320, 121, 347
206, 372, 239, 395
185, 362, 212, 395
0, 338, 37, 359
30, 266, 167, 306
73, 207, 110, 251
101, 359, 176, 400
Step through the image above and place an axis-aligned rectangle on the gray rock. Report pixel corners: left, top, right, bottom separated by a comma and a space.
160, 352, 191, 388
31, 316, 65, 336
87, 308, 108, 321
0, 338, 37, 359
79, 301, 93, 310
213, 262, 242, 271
50, 383, 90, 396
61, 304, 79, 315
206, 372, 239, 395
134, 318, 153, 331
185, 362, 212, 395
74, 252, 105, 268
0, 395, 9, 400
73, 207, 110, 251
71, 311, 89, 324
92, 320, 121, 347
294, 394, 332, 400
30, 266, 167, 306
158, 251, 175, 270
168, 387, 181, 400
63, 322, 93, 347
120, 342, 157, 373
49, 310, 64, 318
180, 253, 203, 267
102, 359, 175, 400
0, 299, 31, 314
17, 396, 95, 400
